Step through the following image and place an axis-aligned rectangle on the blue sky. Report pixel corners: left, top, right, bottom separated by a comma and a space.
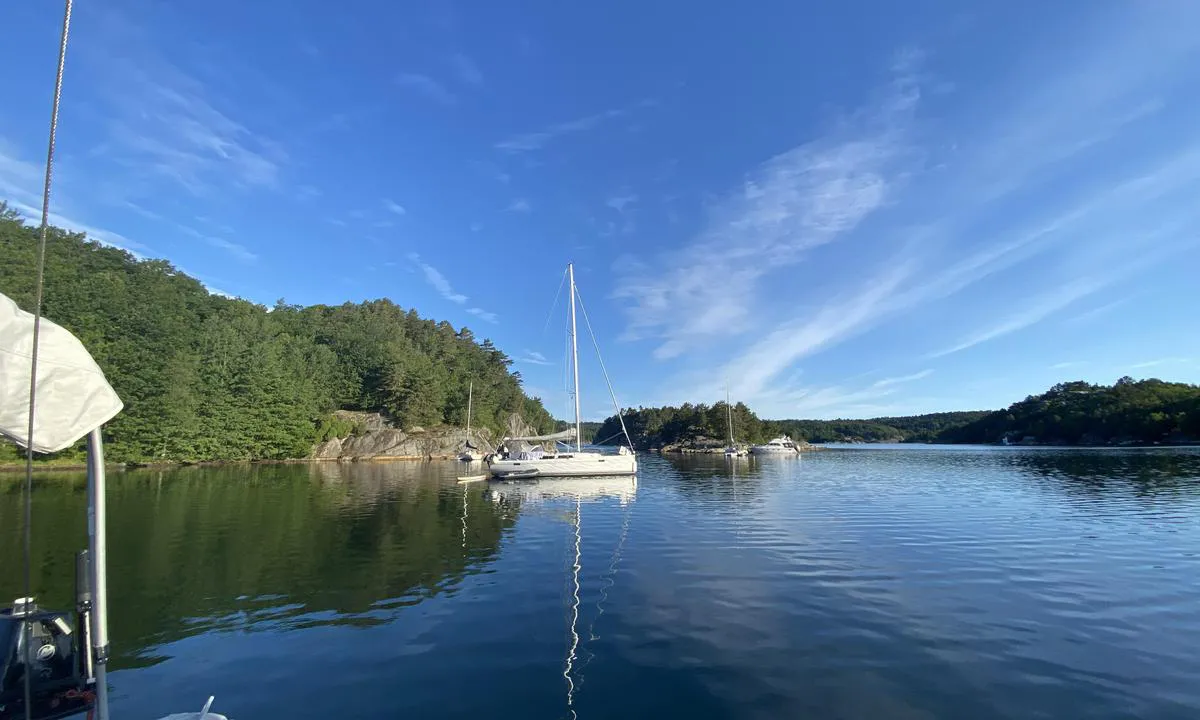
2, 1, 1199, 420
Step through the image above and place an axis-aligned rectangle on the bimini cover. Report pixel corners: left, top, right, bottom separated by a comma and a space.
0, 292, 123, 453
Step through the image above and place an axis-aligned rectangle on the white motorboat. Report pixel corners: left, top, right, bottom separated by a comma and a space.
749, 435, 800, 454
488, 263, 636, 479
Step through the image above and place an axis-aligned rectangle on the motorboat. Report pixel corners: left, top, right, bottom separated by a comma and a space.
749, 435, 800, 454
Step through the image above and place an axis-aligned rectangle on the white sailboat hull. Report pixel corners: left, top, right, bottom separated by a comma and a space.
489, 452, 637, 478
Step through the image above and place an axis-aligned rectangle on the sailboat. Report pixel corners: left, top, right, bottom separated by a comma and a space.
723, 388, 743, 457
459, 381, 482, 462
487, 264, 636, 479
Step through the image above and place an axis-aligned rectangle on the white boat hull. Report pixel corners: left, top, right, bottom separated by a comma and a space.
488, 452, 637, 478
749, 446, 797, 454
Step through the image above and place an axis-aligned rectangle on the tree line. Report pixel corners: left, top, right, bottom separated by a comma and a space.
593, 402, 989, 448
0, 202, 553, 463
595, 378, 1200, 448
943, 378, 1200, 445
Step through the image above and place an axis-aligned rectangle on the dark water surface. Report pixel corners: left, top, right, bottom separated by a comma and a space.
3, 447, 1200, 719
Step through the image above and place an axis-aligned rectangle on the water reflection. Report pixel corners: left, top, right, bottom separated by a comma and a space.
0, 462, 517, 668
3, 449, 1200, 719
486, 476, 637, 720
1009, 448, 1200, 496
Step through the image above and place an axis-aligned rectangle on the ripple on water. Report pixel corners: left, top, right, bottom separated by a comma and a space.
4, 450, 1200, 719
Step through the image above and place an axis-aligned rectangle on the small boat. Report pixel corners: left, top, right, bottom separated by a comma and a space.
723, 387, 743, 457
487, 264, 636, 479
749, 435, 800, 454
459, 381, 482, 462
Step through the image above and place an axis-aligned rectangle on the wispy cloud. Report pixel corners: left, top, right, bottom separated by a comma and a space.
406, 255, 499, 324
506, 198, 531, 213
174, 224, 257, 262
94, 57, 285, 197
408, 253, 467, 304
1051, 361, 1086, 370
495, 100, 655, 153
645, 10, 1200, 416
517, 350, 552, 366
929, 279, 1104, 358
202, 236, 257, 263
718, 262, 914, 399
466, 307, 498, 324
1064, 297, 1130, 326
451, 53, 483, 86
396, 73, 456, 104
1130, 357, 1192, 369
606, 193, 637, 213
615, 58, 921, 359
872, 369, 933, 388
384, 199, 407, 216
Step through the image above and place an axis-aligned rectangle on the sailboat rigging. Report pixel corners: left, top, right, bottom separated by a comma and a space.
723, 386, 743, 457
487, 264, 636, 479
459, 381, 481, 462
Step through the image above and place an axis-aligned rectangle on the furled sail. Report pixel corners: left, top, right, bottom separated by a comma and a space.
504, 428, 577, 442
0, 292, 123, 453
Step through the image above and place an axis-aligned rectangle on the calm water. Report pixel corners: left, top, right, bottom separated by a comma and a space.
3, 447, 1200, 719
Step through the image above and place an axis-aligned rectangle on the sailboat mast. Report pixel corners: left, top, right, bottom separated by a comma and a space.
568, 263, 582, 452
727, 387, 734, 445
466, 381, 473, 436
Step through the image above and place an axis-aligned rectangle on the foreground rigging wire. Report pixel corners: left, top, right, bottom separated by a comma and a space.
22, 2, 75, 719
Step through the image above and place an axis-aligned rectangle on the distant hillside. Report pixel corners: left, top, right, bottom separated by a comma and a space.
942, 378, 1200, 445
593, 404, 989, 448
596, 379, 1200, 449
0, 201, 554, 463
552, 420, 603, 443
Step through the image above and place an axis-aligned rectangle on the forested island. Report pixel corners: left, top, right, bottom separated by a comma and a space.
596, 378, 1200, 449
0, 203, 554, 464
593, 405, 989, 449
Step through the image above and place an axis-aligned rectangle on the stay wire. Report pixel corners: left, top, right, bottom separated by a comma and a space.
572, 286, 634, 449
24, 1, 75, 718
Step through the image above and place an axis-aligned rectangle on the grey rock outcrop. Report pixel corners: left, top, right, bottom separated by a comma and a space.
312, 411, 494, 460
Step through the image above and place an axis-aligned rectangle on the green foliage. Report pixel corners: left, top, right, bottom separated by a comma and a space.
596, 404, 993, 448
553, 420, 602, 443
0, 208, 553, 462
943, 379, 1200, 445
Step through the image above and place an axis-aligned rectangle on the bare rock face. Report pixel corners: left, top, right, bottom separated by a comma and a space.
312, 412, 494, 460
504, 412, 536, 439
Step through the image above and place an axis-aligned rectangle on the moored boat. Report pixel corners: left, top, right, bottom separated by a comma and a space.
487, 264, 636, 479
749, 435, 800, 454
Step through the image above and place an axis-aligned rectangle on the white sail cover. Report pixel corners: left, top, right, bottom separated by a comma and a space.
0, 292, 123, 453
505, 428, 576, 442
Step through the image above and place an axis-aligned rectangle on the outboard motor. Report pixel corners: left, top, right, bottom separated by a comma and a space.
0, 553, 97, 720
